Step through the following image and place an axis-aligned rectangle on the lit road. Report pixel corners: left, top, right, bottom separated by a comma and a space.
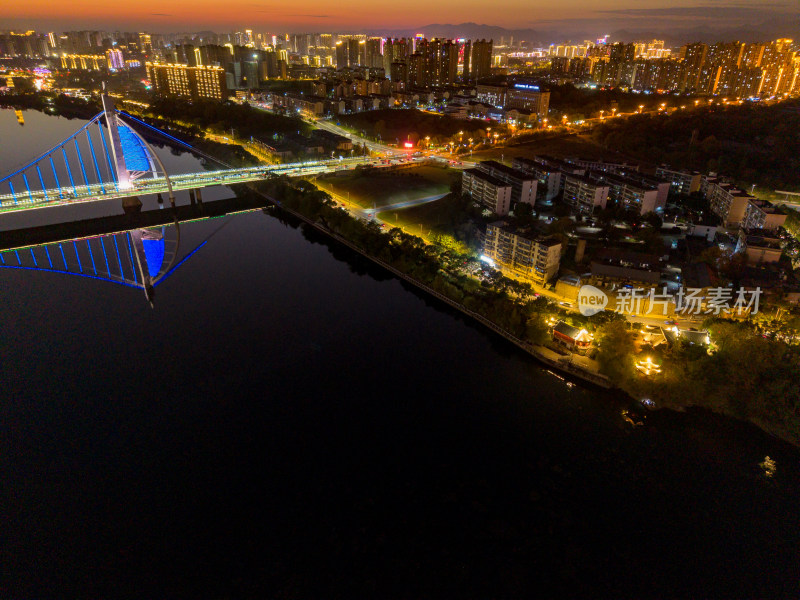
312, 118, 397, 155
364, 193, 449, 216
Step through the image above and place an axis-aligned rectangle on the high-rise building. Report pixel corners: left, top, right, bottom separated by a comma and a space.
461, 39, 471, 80
469, 39, 493, 81
146, 62, 228, 100
408, 52, 429, 87
348, 37, 361, 67
390, 61, 408, 86
106, 48, 124, 70
383, 38, 410, 73
335, 40, 348, 68
438, 39, 459, 85
365, 37, 383, 69
680, 42, 708, 91
138, 32, 152, 54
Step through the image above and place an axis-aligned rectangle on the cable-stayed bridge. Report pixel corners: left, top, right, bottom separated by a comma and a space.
0, 92, 372, 213
0, 217, 185, 306
0, 195, 268, 306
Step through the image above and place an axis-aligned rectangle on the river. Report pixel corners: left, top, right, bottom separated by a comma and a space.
1, 108, 799, 598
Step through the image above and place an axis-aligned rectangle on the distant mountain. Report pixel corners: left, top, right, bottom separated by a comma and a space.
371, 17, 800, 47
373, 22, 545, 44
612, 17, 800, 46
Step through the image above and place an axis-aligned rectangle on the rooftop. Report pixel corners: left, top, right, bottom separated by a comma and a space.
478, 161, 533, 180
465, 169, 512, 188
591, 170, 660, 191
488, 220, 561, 246
553, 320, 592, 342
746, 235, 783, 250
748, 199, 784, 215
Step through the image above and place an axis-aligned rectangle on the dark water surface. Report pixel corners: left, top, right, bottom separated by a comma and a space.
1, 108, 799, 598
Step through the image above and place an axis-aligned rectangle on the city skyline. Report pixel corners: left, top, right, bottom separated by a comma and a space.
2, 0, 797, 38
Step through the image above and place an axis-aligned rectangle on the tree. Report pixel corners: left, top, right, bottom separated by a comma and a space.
642, 211, 663, 229
525, 314, 550, 345
634, 226, 665, 255
513, 201, 534, 226
595, 321, 636, 382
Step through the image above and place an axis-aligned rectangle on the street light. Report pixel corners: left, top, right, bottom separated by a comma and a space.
638, 104, 644, 113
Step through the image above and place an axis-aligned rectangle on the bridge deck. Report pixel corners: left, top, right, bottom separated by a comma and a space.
0, 159, 368, 214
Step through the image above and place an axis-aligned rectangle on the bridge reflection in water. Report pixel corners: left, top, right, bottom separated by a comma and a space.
0, 196, 267, 306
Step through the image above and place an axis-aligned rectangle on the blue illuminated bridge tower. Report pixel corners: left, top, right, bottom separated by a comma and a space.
100, 91, 175, 204
0, 90, 241, 211
0, 216, 218, 307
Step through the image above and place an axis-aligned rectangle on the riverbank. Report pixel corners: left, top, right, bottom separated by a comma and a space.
246, 180, 612, 388
245, 177, 800, 449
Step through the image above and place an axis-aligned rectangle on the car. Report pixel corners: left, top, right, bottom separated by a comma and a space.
559, 301, 573, 308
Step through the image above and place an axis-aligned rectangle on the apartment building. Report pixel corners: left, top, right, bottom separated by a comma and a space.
462, 169, 513, 215
595, 172, 669, 215
704, 178, 756, 227
512, 155, 585, 203
476, 161, 537, 206
743, 199, 787, 231
483, 221, 562, 285
654, 166, 702, 195
562, 173, 610, 214
562, 157, 639, 174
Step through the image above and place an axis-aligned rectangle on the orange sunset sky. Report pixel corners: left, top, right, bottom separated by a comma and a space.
1, 0, 795, 33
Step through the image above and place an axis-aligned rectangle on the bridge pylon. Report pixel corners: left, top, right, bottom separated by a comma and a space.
101, 93, 132, 191
101, 90, 176, 206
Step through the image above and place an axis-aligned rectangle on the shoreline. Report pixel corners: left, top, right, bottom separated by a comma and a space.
251, 183, 613, 389
249, 183, 800, 449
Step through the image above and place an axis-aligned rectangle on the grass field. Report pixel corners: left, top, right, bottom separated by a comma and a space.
316, 166, 458, 210
376, 192, 479, 250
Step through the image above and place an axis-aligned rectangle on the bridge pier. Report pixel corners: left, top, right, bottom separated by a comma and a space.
189, 189, 196, 205
157, 193, 164, 205
195, 188, 203, 204
122, 195, 142, 215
